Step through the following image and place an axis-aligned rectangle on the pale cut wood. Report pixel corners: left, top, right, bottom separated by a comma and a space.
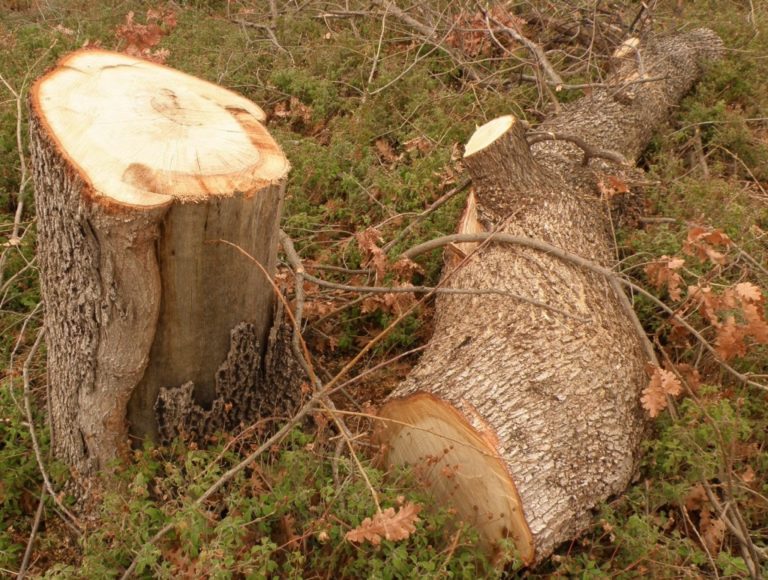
31, 49, 290, 475
377, 29, 723, 564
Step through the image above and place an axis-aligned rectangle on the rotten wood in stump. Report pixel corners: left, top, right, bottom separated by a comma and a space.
30, 49, 298, 477
376, 29, 723, 564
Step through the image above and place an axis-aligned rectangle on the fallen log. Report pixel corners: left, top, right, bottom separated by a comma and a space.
376, 29, 722, 564
30, 49, 292, 476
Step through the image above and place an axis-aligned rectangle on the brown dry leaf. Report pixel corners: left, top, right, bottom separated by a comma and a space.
597, 174, 630, 199
392, 256, 425, 279
668, 318, 691, 346
673, 363, 701, 393
273, 98, 313, 124
641, 366, 682, 418
383, 288, 415, 315
355, 227, 388, 280
345, 502, 422, 545
375, 138, 400, 164
361, 295, 384, 315
302, 299, 336, 320
684, 484, 707, 512
700, 509, 726, 554
688, 284, 720, 327
743, 302, 768, 343
715, 316, 747, 361
290, 96, 312, 124
683, 226, 731, 265
644, 255, 685, 300
361, 290, 414, 316
404, 136, 432, 155
735, 282, 762, 303
116, 8, 177, 63
163, 546, 201, 579
740, 465, 756, 484
446, 5, 526, 57
273, 100, 290, 118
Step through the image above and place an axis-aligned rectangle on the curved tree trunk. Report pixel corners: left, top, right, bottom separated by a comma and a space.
30, 49, 294, 476
377, 29, 722, 564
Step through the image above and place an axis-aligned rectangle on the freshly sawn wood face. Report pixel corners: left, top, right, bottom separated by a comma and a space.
30, 49, 289, 474
377, 29, 723, 564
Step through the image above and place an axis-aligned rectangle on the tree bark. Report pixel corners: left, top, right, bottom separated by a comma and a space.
30, 49, 294, 476
376, 29, 722, 564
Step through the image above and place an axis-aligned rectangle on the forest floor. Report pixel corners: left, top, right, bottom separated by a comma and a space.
1, 0, 768, 577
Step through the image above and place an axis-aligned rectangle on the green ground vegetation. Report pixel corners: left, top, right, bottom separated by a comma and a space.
1, 0, 767, 577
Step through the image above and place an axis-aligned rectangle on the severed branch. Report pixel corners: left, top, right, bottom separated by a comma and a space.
526, 131, 628, 166
401, 232, 768, 394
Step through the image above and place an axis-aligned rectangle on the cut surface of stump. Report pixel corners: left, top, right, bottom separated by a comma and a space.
31, 49, 291, 476
376, 29, 723, 565
36, 50, 285, 207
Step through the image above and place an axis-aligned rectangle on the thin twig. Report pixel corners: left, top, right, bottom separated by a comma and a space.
702, 482, 762, 578
517, 73, 667, 91
369, 0, 481, 82
278, 233, 359, 453
297, 268, 588, 322
231, 18, 293, 60
382, 178, 471, 252
367, 0, 389, 88
268, 0, 278, 24
17, 488, 45, 579
482, 8, 563, 86
0, 72, 29, 292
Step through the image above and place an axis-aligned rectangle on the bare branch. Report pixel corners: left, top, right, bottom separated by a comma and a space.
526, 131, 628, 166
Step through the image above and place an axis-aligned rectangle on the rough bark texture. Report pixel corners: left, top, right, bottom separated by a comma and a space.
127, 179, 285, 442
377, 29, 722, 564
30, 49, 291, 476
155, 303, 307, 446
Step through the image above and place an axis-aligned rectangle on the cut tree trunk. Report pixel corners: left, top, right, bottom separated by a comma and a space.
376, 29, 722, 564
30, 49, 293, 476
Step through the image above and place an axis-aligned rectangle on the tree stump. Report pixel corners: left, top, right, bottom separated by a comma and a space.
376, 29, 722, 564
30, 49, 291, 476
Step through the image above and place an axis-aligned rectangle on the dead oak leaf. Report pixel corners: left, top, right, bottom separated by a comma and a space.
641, 366, 682, 418
700, 509, 726, 555
734, 282, 763, 303
355, 227, 388, 280
644, 255, 685, 300
740, 465, 756, 484
715, 316, 748, 361
684, 484, 707, 513
743, 303, 768, 343
683, 226, 730, 266
597, 174, 630, 199
346, 502, 422, 545
375, 138, 400, 164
